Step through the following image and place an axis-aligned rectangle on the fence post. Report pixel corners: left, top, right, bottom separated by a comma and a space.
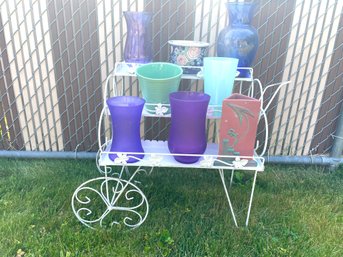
330, 103, 343, 170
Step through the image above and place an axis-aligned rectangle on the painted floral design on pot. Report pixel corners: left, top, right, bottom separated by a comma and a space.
176, 54, 188, 66
168, 40, 209, 74
187, 47, 201, 59
219, 93, 261, 157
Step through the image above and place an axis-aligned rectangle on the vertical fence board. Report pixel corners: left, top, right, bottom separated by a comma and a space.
310, 11, 343, 155
47, 0, 102, 151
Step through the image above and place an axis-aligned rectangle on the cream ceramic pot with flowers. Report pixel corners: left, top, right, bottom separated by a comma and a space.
168, 40, 209, 74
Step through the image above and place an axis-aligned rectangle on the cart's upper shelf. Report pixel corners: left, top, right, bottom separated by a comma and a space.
112, 62, 254, 82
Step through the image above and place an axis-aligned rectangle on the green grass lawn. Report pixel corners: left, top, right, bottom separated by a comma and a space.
0, 159, 342, 256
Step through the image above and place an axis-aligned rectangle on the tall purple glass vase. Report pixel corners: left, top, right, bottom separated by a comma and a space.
168, 92, 210, 164
107, 96, 145, 163
124, 11, 153, 63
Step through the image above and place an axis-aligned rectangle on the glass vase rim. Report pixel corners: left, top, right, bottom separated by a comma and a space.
204, 57, 239, 64
107, 96, 145, 107
170, 91, 210, 103
225, 2, 256, 6
225, 1, 256, 15
123, 11, 153, 16
136, 62, 183, 81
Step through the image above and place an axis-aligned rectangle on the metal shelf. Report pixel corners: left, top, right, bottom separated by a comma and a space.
141, 103, 222, 119
112, 61, 254, 82
99, 140, 264, 171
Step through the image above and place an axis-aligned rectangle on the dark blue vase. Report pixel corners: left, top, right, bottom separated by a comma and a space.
217, 2, 258, 78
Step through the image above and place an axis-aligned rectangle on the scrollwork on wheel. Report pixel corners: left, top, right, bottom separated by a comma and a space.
72, 177, 148, 229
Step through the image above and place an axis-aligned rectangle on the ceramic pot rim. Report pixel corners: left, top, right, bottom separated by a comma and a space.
227, 93, 260, 102
168, 40, 209, 48
136, 62, 183, 81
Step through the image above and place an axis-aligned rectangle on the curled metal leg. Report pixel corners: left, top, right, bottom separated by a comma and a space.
72, 176, 149, 229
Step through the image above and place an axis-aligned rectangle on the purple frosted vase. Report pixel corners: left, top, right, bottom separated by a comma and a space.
107, 96, 145, 163
168, 92, 210, 164
124, 11, 153, 63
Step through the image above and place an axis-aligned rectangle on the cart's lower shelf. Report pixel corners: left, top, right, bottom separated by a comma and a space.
99, 140, 264, 171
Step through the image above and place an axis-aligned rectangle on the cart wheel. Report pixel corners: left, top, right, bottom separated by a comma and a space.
71, 177, 149, 229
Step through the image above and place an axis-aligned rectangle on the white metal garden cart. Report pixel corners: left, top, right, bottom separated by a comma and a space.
71, 62, 289, 229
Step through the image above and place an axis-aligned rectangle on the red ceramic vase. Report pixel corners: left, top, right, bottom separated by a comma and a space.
219, 93, 261, 157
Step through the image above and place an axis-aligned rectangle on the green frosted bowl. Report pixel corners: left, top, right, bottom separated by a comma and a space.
136, 62, 183, 114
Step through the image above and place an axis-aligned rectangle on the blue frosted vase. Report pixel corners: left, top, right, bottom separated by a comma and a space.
217, 2, 258, 78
